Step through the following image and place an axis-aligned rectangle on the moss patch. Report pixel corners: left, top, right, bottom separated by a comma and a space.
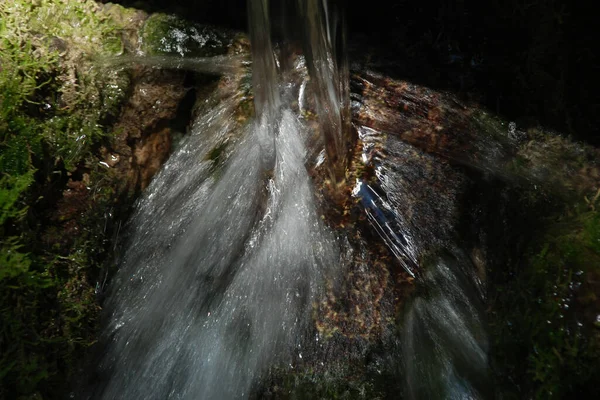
489, 199, 600, 399
0, 1, 140, 398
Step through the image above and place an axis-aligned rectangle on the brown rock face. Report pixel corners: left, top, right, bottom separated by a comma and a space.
133, 127, 172, 190
111, 68, 187, 196
352, 70, 513, 171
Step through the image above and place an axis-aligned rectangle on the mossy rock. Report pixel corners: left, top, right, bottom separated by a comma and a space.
0, 1, 154, 398
140, 13, 234, 57
0, 1, 243, 396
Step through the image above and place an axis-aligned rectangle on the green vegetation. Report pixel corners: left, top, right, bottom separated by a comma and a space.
0, 1, 136, 398
490, 199, 600, 399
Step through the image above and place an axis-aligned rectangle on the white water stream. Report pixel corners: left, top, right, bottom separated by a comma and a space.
92, 1, 490, 399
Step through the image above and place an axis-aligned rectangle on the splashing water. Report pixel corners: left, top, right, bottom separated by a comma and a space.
91, 1, 491, 398
93, 1, 346, 399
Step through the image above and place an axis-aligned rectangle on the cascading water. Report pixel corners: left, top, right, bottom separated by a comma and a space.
89, 1, 492, 398
351, 104, 491, 399
92, 1, 346, 399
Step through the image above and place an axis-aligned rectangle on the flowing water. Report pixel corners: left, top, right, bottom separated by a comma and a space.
91, 1, 491, 398
401, 253, 489, 400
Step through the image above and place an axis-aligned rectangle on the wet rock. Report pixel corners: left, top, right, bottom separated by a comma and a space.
133, 127, 172, 190
110, 68, 186, 194
352, 70, 600, 197
140, 13, 235, 57
101, 14, 247, 197
352, 70, 514, 173
261, 64, 600, 398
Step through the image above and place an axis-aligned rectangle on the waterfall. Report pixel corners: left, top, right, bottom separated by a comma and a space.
90, 1, 492, 399
92, 1, 346, 399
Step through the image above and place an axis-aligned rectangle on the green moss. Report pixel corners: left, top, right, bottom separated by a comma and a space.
490, 202, 600, 399
0, 0, 134, 170
0, 1, 139, 398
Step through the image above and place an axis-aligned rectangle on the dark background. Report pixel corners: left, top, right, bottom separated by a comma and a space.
108, 0, 598, 145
